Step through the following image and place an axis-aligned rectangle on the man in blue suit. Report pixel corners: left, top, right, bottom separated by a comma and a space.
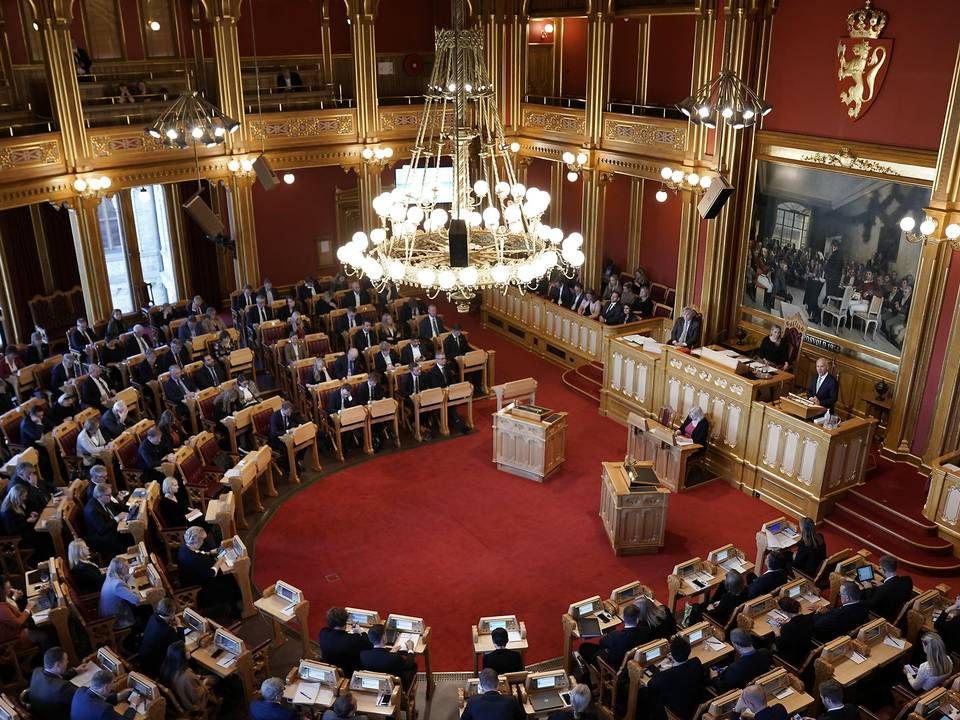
807, 357, 839, 425
461, 668, 525, 720
250, 677, 297, 720
69, 670, 133, 720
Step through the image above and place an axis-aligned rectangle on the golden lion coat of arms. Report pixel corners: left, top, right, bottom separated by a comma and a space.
837, 1, 892, 121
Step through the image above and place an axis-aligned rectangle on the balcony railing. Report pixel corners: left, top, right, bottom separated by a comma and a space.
523, 94, 587, 110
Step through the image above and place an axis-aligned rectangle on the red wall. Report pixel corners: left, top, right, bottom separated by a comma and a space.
525, 158, 552, 197
3, 0, 28, 64
560, 16, 587, 99
602, 175, 632, 271
237, 0, 328, 57
639, 183, 680, 288
561, 173, 582, 235
252, 166, 357, 285
374, 0, 448, 54
763, 0, 960, 150
527, 18, 554, 45
646, 14, 695, 107
609, 18, 639, 104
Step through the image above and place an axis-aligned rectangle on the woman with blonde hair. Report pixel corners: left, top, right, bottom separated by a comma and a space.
635, 597, 676, 640
67, 539, 104, 594
0, 484, 40, 550
905, 632, 953, 690
380, 313, 400, 343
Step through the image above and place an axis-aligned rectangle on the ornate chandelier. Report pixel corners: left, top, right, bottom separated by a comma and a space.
144, 91, 240, 149
677, 70, 771, 130
337, 0, 583, 309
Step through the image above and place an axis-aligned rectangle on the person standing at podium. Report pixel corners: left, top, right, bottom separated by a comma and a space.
807, 358, 838, 426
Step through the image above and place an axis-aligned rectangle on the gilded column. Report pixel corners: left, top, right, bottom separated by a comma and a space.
634, 17, 650, 105
163, 184, 192, 301
208, 0, 247, 149
550, 161, 564, 228
581, 170, 611, 289
68, 196, 112, 323
320, 0, 335, 88
626, 178, 643, 272
190, 1, 208, 95
346, 0, 380, 142
357, 164, 382, 236
29, 205, 54, 293
674, 0, 717, 310
31, 0, 89, 169
505, 8, 526, 133
584, 3, 612, 149
226, 175, 260, 286
0, 3, 17, 105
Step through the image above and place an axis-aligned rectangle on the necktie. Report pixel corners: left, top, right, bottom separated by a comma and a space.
348, 361, 353, 376
138, 336, 148, 353
350, 317, 356, 329
95, 377, 108, 399
816, 374, 825, 392
259, 307, 266, 323
363, 332, 369, 346
680, 321, 689, 343
284, 415, 290, 430
431, 317, 438, 336
413, 377, 419, 394
210, 366, 218, 385
178, 379, 188, 394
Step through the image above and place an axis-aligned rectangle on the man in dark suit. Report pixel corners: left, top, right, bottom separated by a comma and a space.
176, 315, 201, 343
7, 461, 51, 516
29, 647, 77, 720
668, 307, 702, 348
234, 284, 256, 315
158, 339, 189, 373
399, 298, 425, 325
772, 597, 815, 667
647, 636, 705, 720
318, 606, 372, 677
568, 283, 585, 312
333, 348, 365, 379
163, 366, 196, 415
400, 363, 427, 402
69, 670, 133, 720
80, 364, 112, 411
246, 295, 273, 334
138, 599, 183, 677
268, 401, 305, 456
336, 307, 359, 336
443, 324, 472, 360
298, 277, 322, 303
196, 354, 225, 390
730, 684, 787, 720
360, 623, 418, 689
712, 628, 771, 693
746, 551, 789, 599
373, 341, 399, 374
100, 400, 130, 441
353, 319, 379, 351
600, 292, 626, 325
633, 285, 654, 317
341, 281, 366, 309
258, 279, 279, 305
83, 484, 129, 558
866, 555, 913, 621
177, 526, 241, 617
19, 405, 55, 483
817, 680, 860, 720
276, 67, 303, 91
50, 354, 80, 393
590, 604, 647, 670
67, 318, 98, 354
419, 304, 446, 339
813, 581, 870, 642
400, 336, 432, 364
137, 427, 166, 484
807, 357, 839, 425
428, 353, 468, 433
358, 373, 383, 405
462, 668, 525, 720
482, 627, 524, 675
125, 324, 154, 357
251, 678, 297, 720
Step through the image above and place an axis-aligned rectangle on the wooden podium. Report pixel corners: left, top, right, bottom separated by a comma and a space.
626, 413, 702, 492
492, 405, 567, 482
599, 461, 669, 555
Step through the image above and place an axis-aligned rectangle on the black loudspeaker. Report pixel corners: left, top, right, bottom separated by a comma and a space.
182, 193, 225, 237
253, 155, 279, 191
697, 175, 734, 220
449, 218, 469, 267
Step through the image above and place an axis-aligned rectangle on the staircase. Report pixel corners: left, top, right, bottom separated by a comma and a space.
561, 361, 604, 402
824, 461, 960, 574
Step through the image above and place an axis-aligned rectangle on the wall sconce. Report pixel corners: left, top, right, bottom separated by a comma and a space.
361, 146, 394, 167
227, 157, 255, 175
282, 173, 295, 185
655, 166, 713, 202
899, 214, 960, 249
562, 150, 588, 182
540, 21, 555, 41
73, 175, 113, 197
147, 19, 161, 31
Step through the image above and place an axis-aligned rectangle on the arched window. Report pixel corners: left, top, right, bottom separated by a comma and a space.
773, 202, 811, 248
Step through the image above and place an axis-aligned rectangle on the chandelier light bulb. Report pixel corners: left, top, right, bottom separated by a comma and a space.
459, 266, 479, 286
566, 171, 578, 183
661, 167, 673, 180
568, 249, 585, 267
562, 151, 575, 165
946, 223, 960, 240
473, 179, 489, 196
576, 152, 588, 166
920, 217, 938, 236
240, 159, 254, 172
544, 22, 554, 33
671, 170, 684, 183
491, 264, 510, 284
482, 207, 500, 226
686, 173, 700, 186
542, 249, 558, 268
447, 82, 456, 92
99, 177, 112, 189
373, 148, 385, 160
227, 159, 240, 172
387, 259, 405, 280
214, 126, 225, 137
899, 216, 916, 233
148, 19, 161, 31
743, 108, 755, 120
191, 126, 203, 139
417, 268, 437, 288
721, 106, 734, 119
509, 142, 520, 153
73, 178, 88, 193
283, 173, 295, 184
511, 183, 526, 199
383, 147, 394, 158
549, 227, 564, 244
430, 208, 448, 226
352, 231, 369, 249
361, 147, 374, 160
656, 189, 668, 203
494, 181, 510, 197
165, 128, 178, 139
699, 175, 712, 189
407, 206, 425, 224
697, 105, 710, 119
370, 227, 387, 244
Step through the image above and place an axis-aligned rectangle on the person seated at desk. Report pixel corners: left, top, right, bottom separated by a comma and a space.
251, 677, 297, 720
443, 324, 472, 359
668, 307, 701, 349
163, 365, 197, 421
353, 319, 379, 352
99, 557, 142, 632
647, 636, 705, 720
632, 285, 654, 319
400, 335, 432, 364
358, 372, 384, 405
322, 692, 368, 720
1, 483, 49, 557
328, 382, 362, 448
599, 291, 626, 325
6, 460, 51, 516
70, 670, 134, 720
757, 325, 789, 370
636, 597, 676, 641
483, 627, 524, 675
428, 353, 469, 433
139, 598, 184, 678
866, 555, 913, 622
934, 593, 960, 654
793, 517, 827, 578
711, 628, 772, 693
160, 641, 214, 714
903, 632, 953, 691
771, 597, 815, 668
178, 526, 242, 619
420, 304, 446, 340
158, 477, 202, 529
730, 684, 787, 720
577, 290, 602, 320
77, 416, 109, 469
807, 358, 838, 426
700, 570, 747, 626
269, 401, 308, 470
68, 539, 104, 595
360, 623, 418, 689
334, 348, 366, 379
461, 668, 524, 720
379, 313, 401, 344
581, 603, 647, 670
546, 683, 594, 720
816, 679, 860, 720
30, 646, 77, 720
138, 426, 166, 484
84, 484, 130, 559
318, 606, 372, 677
746, 550, 789, 599
100, 399, 131, 441
374, 341, 399, 374
813, 581, 869, 643
676, 406, 709, 448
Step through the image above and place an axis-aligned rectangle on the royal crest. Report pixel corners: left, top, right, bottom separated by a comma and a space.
837, 0, 892, 121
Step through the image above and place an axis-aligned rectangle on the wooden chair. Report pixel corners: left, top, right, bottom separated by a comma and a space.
653, 302, 673, 318
796, 547, 854, 589
0, 407, 29, 455
52, 420, 84, 477
411, 387, 445, 442
444, 382, 475, 432
194, 387, 221, 433
147, 492, 186, 568
852, 295, 883, 340
821, 286, 854, 331
109, 430, 145, 491
455, 348, 491, 394
664, 288, 676, 308
330, 404, 370, 462
368, 398, 400, 451
651, 283, 668, 303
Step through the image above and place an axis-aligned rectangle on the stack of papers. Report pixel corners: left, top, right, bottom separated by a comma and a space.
705, 637, 725, 651
295, 683, 321, 704
774, 687, 795, 700
801, 592, 822, 604
848, 651, 867, 664
883, 636, 905, 649
217, 653, 238, 668
185, 508, 203, 522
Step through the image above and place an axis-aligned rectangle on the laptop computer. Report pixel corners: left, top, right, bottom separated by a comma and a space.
530, 692, 565, 712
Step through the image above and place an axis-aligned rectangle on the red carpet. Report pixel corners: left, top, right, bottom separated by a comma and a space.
252, 303, 946, 670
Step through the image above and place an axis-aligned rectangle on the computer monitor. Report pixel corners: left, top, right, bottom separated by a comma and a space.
536, 676, 557, 689
300, 661, 336, 684
183, 608, 207, 635
856, 565, 875, 583
361, 676, 380, 691
645, 646, 662, 662
129, 674, 155, 701
346, 607, 379, 626
146, 564, 161, 588
275, 581, 300, 604
573, 598, 600, 617
214, 629, 242, 656
688, 628, 703, 643
787, 585, 802, 598
714, 549, 729, 563
232, 536, 247, 556
487, 619, 506, 630
766, 521, 783, 534
97, 647, 121, 675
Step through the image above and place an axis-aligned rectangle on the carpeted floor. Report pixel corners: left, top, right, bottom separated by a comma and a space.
251, 303, 943, 671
